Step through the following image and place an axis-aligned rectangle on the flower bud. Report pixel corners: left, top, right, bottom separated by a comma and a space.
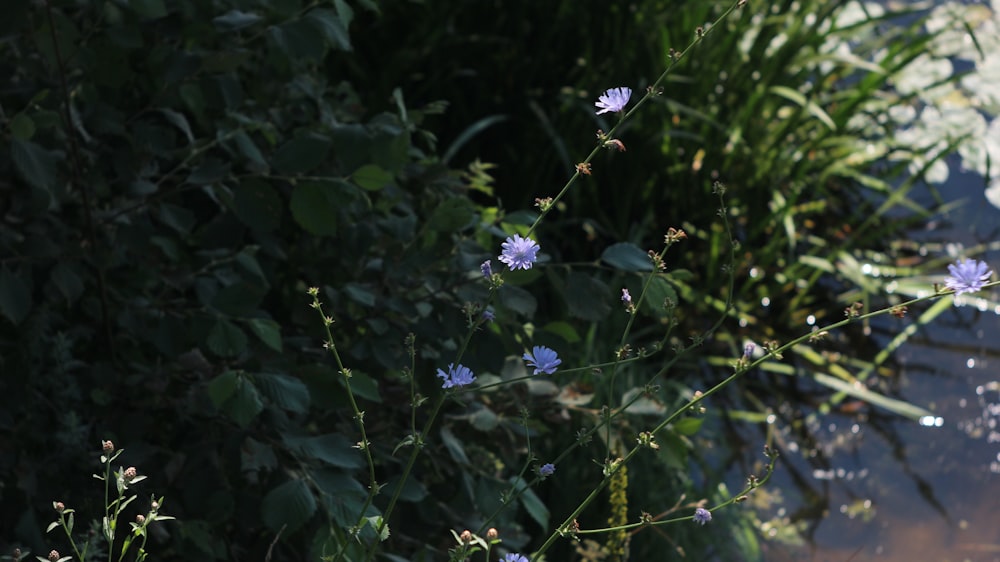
136, 514, 145, 524
54, 502, 65, 513
459, 530, 473, 543
123, 467, 137, 481
102, 440, 114, 454
48, 550, 60, 562
486, 528, 498, 540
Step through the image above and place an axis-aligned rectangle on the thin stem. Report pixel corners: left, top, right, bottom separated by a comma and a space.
58, 512, 85, 562
43, 0, 115, 357
523, 0, 745, 240
532, 278, 995, 556
103, 458, 113, 555
307, 290, 378, 557
364, 396, 447, 562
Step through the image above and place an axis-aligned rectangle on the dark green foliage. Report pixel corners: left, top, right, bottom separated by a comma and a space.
0, 0, 498, 558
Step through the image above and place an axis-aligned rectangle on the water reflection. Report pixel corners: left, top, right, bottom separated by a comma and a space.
743, 360, 996, 560
719, 147, 1000, 560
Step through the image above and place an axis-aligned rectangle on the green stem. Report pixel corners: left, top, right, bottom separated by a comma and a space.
307, 291, 378, 559
103, 459, 113, 561
533, 279, 994, 556
524, 0, 745, 240
58, 512, 85, 562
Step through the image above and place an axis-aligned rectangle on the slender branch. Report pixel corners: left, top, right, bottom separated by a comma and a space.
43, 0, 115, 357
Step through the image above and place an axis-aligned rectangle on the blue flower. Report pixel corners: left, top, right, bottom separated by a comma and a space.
743, 343, 755, 359
523, 346, 561, 375
498, 234, 540, 271
502, 554, 529, 562
944, 258, 993, 296
436, 363, 476, 389
481, 260, 493, 280
595, 87, 632, 114
539, 463, 555, 477
693, 507, 712, 525
621, 288, 632, 306
482, 309, 495, 323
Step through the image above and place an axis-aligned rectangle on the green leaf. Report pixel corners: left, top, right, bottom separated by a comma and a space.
297, 364, 343, 410
621, 387, 667, 416
542, 320, 581, 343
129, 0, 167, 19
212, 10, 262, 31
231, 179, 282, 232
231, 130, 268, 171
672, 417, 704, 436
439, 427, 470, 465
330, 124, 372, 173
261, 479, 317, 533
206, 371, 239, 407
811, 372, 933, 420
49, 262, 84, 303
235, 251, 268, 284
601, 242, 653, 272
0, 268, 31, 325
640, 275, 678, 316
157, 203, 196, 234
442, 115, 507, 164
314, 471, 372, 529
210, 282, 266, 316
206, 319, 248, 357
304, 8, 352, 52
384, 475, 427, 503
468, 404, 499, 431
207, 371, 263, 427
11, 138, 57, 193
158, 108, 193, 144
351, 164, 393, 191
228, 377, 263, 427
333, 0, 355, 28
511, 476, 549, 529
343, 283, 375, 307
498, 285, 537, 317
427, 198, 474, 232
282, 434, 364, 469
371, 126, 410, 172
340, 370, 381, 403
289, 180, 357, 236
186, 157, 229, 185
246, 318, 282, 352
268, 19, 327, 62
252, 373, 309, 413
9, 113, 35, 140
769, 85, 837, 131
367, 516, 389, 541
240, 437, 278, 472
563, 272, 611, 322
271, 133, 332, 174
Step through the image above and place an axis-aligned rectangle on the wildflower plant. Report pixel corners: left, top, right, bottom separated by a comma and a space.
36, 441, 173, 562
298, 0, 1000, 559
4, 0, 998, 560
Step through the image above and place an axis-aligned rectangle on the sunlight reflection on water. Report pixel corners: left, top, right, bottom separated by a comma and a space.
759, 164, 1000, 562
